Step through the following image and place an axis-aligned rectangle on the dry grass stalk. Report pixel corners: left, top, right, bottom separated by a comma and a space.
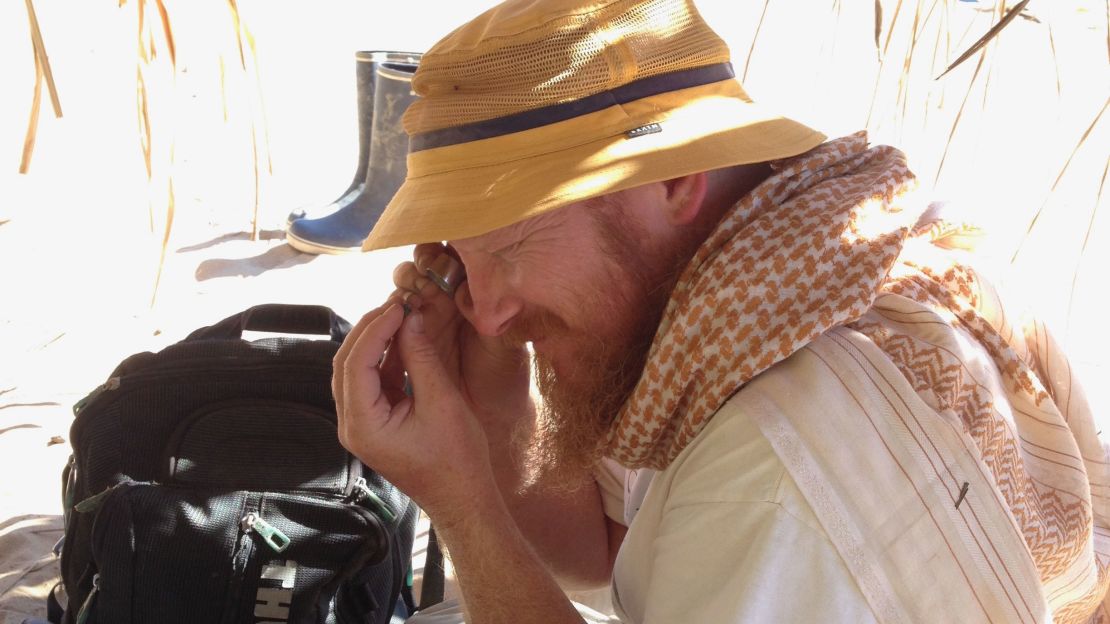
923, 3, 945, 126
123, 0, 177, 304
24, 0, 61, 118
19, 47, 43, 174
226, 0, 273, 240
978, 35, 1000, 110
1066, 155, 1109, 338
866, 0, 909, 130
933, 46, 989, 188
812, 0, 846, 92
19, 0, 63, 174
978, 1, 1010, 111
137, 66, 152, 183
1010, 96, 1110, 264
942, 0, 951, 72
936, 0, 1030, 79
895, 0, 930, 128
742, 0, 772, 84
151, 174, 176, 308
154, 0, 175, 66
874, 0, 883, 60
1046, 17, 1062, 100
244, 27, 273, 176
882, 0, 906, 58
228, 0, 246, 68
251, 127, 261, 239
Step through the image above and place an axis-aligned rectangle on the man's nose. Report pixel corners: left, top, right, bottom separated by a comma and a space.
455, 273, 522, 337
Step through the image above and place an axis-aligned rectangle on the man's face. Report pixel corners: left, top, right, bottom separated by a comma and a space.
449, 188, 688, 477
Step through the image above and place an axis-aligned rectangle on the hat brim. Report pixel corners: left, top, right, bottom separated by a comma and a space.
363, 79, 826, 251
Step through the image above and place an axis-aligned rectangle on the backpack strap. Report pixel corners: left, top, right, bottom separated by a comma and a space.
46, 582, 64, 624
419, 525, 445, 609
185, 304, 351, 343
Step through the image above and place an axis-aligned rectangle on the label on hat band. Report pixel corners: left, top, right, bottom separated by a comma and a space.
626, 123, 662, 138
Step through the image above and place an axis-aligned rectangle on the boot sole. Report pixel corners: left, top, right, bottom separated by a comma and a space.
285, 231, 362, 255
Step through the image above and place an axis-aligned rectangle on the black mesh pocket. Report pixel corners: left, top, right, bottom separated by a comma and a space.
89, 483, 246, 624
87, 482, 388, 624
166, 399, 355, 493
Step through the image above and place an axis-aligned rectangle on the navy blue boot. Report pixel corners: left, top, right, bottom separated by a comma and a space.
287, 57, 420, 254
285, 51, 420, 228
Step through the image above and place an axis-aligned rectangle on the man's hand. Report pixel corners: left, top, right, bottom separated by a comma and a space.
384, 244, 619, 590
388, 243, 534, 430
332, 302, 586, 624
332, 302, 495, 522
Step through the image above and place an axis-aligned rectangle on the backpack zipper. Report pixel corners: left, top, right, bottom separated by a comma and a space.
223, 494, 261, 624
241, 511, 292, 553
348, 477, 397, 525
72, 377, 120, 416
74, 573, 99, 624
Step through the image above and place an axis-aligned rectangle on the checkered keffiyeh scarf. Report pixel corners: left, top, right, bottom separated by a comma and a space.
606, 132, 927, 469
605, 131, 1110, 620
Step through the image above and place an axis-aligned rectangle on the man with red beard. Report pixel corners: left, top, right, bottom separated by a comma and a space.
332, 0, 1109, 622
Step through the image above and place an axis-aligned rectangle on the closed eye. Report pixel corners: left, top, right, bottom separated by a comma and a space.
493, 239, 525, 258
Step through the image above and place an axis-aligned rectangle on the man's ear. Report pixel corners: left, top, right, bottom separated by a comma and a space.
663, 172, 708, 226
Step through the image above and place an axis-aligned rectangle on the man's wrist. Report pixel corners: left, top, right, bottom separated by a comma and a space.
422, 469, 505, 535
430, 483, 586, 624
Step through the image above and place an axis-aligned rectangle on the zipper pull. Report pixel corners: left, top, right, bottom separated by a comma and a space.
75, 573, 100, 624
241, 512, 291, 553
74, 487, 114, 514
350, 477, 396, 525
73, 377, 120, 415
75, 479, 138, 515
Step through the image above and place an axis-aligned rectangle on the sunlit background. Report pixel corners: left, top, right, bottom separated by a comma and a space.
0, 0, 1107, 523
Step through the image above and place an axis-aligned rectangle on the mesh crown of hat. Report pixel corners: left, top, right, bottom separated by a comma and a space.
403, 0, 732, 135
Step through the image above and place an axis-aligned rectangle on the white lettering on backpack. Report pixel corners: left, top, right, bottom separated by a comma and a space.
261, 560, 298, 589
255, 587, 292, 621
254, 560, 297, 622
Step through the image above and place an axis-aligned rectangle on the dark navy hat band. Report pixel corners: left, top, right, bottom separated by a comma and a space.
409, 62, 736, 153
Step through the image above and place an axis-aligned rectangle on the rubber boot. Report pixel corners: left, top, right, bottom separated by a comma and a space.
286, 57, 420, 254
285, 51, 420, 226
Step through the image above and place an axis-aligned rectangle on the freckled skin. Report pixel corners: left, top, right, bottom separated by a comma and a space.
455, 212, 598, 363
449, 185, 685, 380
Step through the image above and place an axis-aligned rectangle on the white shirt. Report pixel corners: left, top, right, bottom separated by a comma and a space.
597, 392, 877, 623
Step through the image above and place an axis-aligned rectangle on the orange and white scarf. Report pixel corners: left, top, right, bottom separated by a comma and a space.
606, 131, 1110, 620
608, 131, 924, 467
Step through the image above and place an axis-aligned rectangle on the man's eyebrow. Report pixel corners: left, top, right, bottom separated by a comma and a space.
454, 222, 530, 255
446, 237, 481, 254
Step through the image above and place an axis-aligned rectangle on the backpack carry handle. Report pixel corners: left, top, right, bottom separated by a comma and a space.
186, 304, 352, 343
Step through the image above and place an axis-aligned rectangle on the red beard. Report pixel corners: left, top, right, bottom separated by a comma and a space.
513, 220, 685, 486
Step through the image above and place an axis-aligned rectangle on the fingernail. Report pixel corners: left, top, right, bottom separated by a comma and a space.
403, 375, 413, 397
413, 276, 431, 292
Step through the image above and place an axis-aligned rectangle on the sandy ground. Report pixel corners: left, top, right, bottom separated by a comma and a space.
0, 0, 1106, 621
0, 1, 480, 619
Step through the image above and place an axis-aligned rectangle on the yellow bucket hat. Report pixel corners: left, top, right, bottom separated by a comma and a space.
362, 0, 826, 251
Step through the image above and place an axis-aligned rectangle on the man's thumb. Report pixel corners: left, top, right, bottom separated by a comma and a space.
399, 311, 450, 397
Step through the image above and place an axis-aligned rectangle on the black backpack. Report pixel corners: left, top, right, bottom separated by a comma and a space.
53, 304, 419, 624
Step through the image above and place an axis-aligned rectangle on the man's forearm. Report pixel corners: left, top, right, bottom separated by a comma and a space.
434, 479, 586, 624
482, 406, 613, 589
